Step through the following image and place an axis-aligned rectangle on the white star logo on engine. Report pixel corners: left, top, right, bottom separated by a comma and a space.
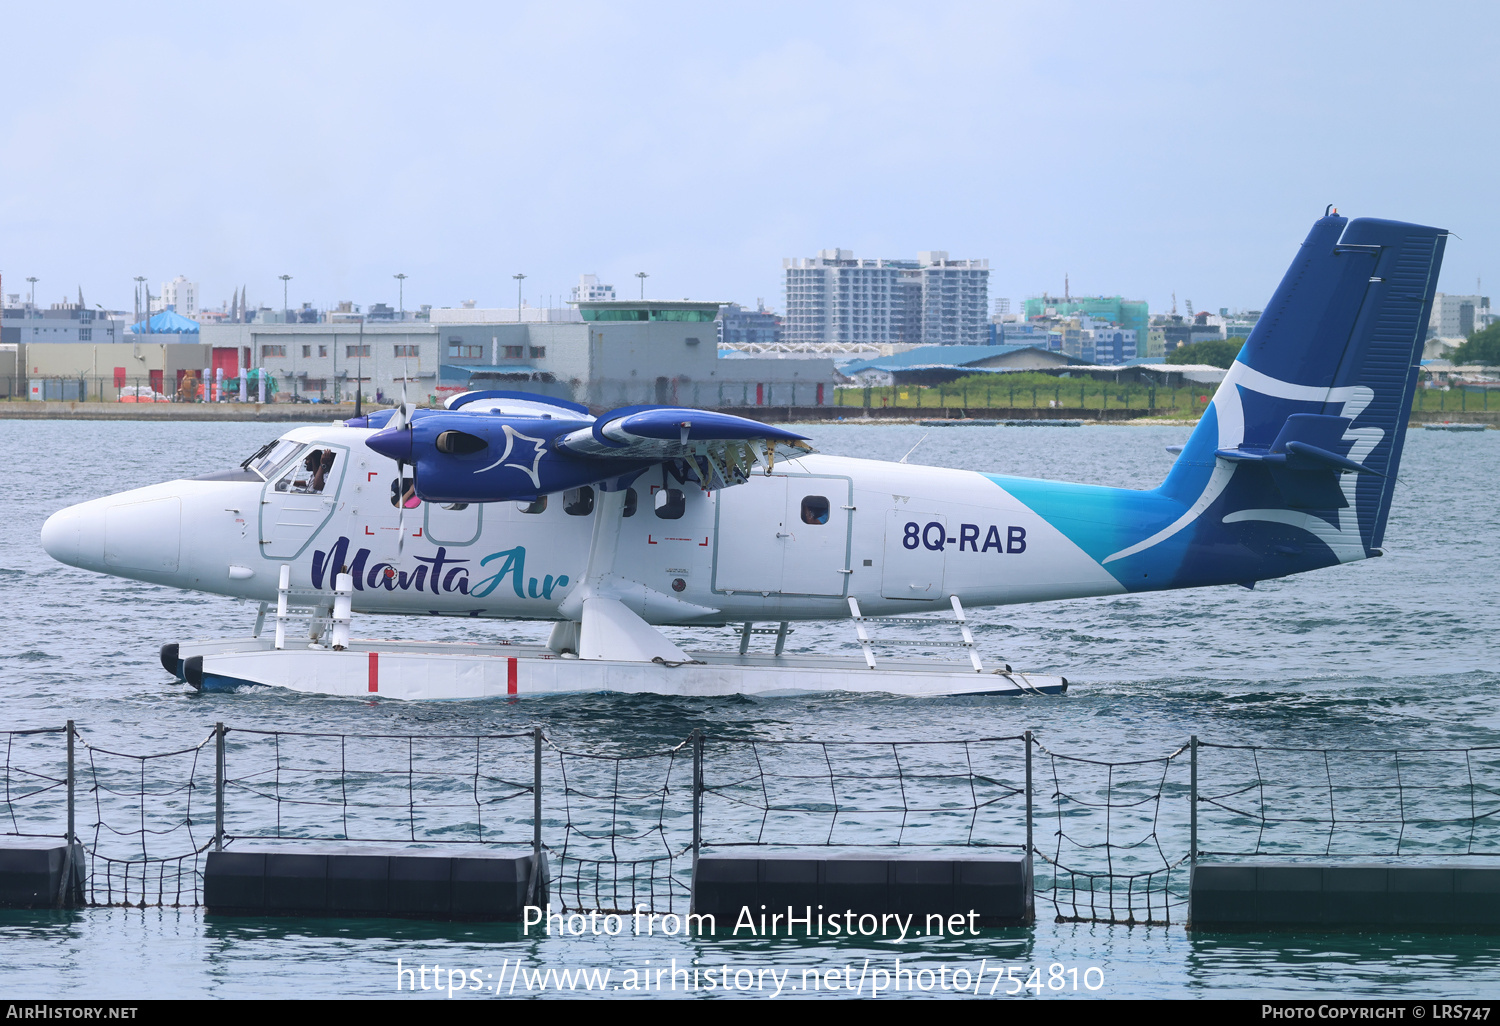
474, 425, 546, 487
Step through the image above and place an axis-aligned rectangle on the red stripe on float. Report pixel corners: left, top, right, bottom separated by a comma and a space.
368, 652, 379, 692
507, 657, 518, 695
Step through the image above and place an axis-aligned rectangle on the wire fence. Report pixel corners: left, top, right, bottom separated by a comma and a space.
1196, 741, 1500, 861
15, 724, 1500, 920
1034, 738, 1190, 926
222, 727, 538, 847
0, 726, 70, 843
545, 735, 695, 915
76, 727, 216, 907
700, 735, 1030, 851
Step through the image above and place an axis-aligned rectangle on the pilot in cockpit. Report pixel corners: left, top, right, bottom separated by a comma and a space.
276, 449, 337, 494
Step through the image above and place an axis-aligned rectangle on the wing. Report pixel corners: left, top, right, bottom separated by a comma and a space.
555, 407, 813, 490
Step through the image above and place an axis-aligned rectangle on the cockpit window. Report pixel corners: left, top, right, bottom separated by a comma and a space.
246, 439, 306, 481
277, 449, 339, 494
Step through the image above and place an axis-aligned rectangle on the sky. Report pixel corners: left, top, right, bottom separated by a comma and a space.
2, 1, 1496, 319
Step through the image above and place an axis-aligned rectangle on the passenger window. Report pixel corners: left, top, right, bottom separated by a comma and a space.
388, 473, 418, 508
564, 486, 595, 516
654, 488, 686, 520
622, 488, 638, 518
800, 495, 830, 525
518, 496, 548, 514
442, 503, 469, 511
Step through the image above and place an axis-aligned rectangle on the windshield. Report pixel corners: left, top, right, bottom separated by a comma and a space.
242, 438, 306, 481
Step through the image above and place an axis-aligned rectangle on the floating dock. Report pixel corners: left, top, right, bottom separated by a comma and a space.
693, 851, 1033, 927
203, 845, 547, 920
0, 839, 84, 909
1190, 862, 1500, 931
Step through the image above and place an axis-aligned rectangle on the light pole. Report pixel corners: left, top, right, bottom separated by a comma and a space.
25, 277, 37, 312
279, 274, 292, 322
636, 271, 648, 300
133, 276, 149, 333
513, 273, 526, 322
394, 273, 407, 320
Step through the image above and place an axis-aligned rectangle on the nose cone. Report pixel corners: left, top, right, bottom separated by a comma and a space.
40, 507, 81, 566
367, 426, 413, 463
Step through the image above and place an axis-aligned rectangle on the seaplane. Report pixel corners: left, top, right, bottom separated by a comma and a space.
41, 211, 1447, 700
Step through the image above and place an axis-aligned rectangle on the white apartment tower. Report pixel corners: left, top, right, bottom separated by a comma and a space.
161, 275, 198, 317
783, 249, 989, 345
1428, 292, 1491, 339
570, 274, 616, 304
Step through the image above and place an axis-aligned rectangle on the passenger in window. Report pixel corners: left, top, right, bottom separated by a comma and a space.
801, 496, 830, 525
564, 486, 595, 516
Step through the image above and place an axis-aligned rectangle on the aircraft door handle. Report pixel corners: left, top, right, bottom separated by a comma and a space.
776, 532, 791, 538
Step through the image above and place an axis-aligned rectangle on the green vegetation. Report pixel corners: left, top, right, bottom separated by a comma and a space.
1165, 338, 1241, 368
834, 371, 1495, 417
1449, 322, 1500, 366
835, 373, 1216, 418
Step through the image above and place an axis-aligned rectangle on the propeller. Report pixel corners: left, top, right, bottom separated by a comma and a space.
393, 363, 416, 558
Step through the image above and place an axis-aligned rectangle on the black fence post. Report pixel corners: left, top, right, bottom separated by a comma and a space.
1023, 731, 1033, 881
56, 721, 75, 908
691, 729, 704, 912
214, 723, 225, 851
1190, 735, 1198, 867
528, 725, 543, 904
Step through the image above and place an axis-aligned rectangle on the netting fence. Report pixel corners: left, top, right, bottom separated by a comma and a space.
1033, 737, 1190, 926
1196, 741, 1500, 861
15, 724, 1500, 919
700, 735, 1030, 851
75, 726, 216, 907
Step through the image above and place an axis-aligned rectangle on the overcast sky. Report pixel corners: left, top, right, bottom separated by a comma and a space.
2, 1, 1495, 318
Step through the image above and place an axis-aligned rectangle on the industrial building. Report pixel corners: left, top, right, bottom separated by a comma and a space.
197, 300, 839, 409
840, 343, 1083, 387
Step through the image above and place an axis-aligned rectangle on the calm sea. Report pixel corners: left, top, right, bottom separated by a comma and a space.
0, 417, 1497, 999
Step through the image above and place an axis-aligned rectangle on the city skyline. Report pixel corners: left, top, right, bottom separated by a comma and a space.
1, 2, 1494, 320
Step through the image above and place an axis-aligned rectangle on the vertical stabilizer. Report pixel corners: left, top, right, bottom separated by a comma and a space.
1159, 212, 1446, 567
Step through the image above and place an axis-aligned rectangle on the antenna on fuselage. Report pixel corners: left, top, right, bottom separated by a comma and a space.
898, 431, 930, 465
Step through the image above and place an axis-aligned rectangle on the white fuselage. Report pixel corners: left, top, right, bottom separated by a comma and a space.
41, 424, 1125, 625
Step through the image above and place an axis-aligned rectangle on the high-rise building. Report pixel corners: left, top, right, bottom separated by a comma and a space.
1429, 293, 1492, 338
161, 276, 198, 317
570, 274, 616, 304
782, 249, 989, 346
1021, 294, 1148, 343
718, 301, 781, 346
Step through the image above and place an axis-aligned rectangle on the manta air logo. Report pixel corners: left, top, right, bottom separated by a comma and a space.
1102, 362, 1379, 567
473, 425, 547, 487
311, 536, 569, 599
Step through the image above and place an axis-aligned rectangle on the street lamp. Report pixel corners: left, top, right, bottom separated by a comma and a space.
513, 273, 526, 322
133, 276, 148, 333
279, 274, 292, 322
394, 273, 407, 320
25, 277, 37, 311
636, 271, 648, 300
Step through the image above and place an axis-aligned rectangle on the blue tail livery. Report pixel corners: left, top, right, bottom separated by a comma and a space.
996, 212, 1446, 593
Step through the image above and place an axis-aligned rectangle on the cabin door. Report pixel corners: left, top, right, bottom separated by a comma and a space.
713, 475, 851, 597
881, 509, 947, 600
260, 444, 348, 559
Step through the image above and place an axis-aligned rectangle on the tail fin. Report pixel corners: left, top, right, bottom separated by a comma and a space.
1160, 213, 1446, 562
